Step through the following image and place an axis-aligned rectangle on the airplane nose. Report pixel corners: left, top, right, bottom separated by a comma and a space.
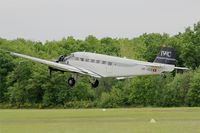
57, 55, 65, 62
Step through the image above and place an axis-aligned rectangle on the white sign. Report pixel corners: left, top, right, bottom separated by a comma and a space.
161, 51, 172, 57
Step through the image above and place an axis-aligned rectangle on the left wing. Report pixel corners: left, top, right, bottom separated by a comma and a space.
10, 52, 102, 78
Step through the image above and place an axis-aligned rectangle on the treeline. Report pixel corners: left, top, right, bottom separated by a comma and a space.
0, 22, 200, 108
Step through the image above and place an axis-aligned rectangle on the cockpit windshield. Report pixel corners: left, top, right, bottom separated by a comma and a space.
64, 54, 74, 61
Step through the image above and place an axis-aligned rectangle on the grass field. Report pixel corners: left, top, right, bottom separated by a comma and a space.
0, 108, 200, 133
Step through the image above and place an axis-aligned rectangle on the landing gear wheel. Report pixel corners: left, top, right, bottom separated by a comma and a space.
68, 77, 75, 87
91, 79, 99, 88
161, 73, 167, 79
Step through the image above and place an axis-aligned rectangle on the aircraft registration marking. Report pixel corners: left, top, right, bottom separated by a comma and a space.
146, 66, 158, 72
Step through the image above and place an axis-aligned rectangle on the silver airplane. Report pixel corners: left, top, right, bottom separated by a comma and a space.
10, 47, 188, 87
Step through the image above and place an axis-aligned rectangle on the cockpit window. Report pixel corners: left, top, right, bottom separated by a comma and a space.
64, 55, 71, 60
64, 54, 75, 61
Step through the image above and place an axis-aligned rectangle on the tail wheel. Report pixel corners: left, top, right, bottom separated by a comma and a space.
91, 79, 99, 88
68, 77, 75, 87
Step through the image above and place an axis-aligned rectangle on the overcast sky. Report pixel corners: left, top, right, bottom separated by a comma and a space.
0, 0, 199, 42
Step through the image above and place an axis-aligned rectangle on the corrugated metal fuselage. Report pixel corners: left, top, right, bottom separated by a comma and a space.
66, 52, 174, 78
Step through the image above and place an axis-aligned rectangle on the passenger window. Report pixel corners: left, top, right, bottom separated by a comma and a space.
108, 62, 112, 66
102, 61, 106, 64
80, 58, 84, 61
91, 59, 95, 63
96, 60, 100, 63
85, 58, 89, 62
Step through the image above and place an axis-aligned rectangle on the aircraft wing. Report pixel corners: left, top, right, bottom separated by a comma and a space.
10, 52, 102, 78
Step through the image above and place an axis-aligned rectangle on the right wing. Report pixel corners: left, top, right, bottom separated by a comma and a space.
10, 52, 102, 78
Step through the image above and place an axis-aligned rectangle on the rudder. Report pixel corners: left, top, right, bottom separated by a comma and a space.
154, 47, 176, 65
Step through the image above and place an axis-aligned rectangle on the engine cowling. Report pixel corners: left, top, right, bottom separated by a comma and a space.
56, 55, 65, 62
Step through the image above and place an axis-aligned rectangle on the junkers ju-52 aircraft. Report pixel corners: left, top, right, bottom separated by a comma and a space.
10, 47, 188, 88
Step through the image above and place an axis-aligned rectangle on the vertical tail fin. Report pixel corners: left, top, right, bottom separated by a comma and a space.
154, 47, 176, 65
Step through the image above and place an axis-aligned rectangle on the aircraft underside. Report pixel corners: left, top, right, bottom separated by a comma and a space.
48, 66, 100, 88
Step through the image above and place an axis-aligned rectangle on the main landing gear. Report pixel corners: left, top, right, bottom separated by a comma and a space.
67, 77, 99, 88
67, 77, 76, 87
91, 79, 99, 88
48, 66, 99, 88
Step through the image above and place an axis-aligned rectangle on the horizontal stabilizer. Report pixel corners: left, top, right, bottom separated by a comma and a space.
174, 67, 189, 70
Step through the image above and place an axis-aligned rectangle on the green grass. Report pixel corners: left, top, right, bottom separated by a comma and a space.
1, 108, 200, 133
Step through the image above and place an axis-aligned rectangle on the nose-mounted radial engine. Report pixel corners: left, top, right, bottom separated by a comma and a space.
48, 55, 97, 88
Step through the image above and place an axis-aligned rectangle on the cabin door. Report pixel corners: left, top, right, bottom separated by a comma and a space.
106, 62, 113, 74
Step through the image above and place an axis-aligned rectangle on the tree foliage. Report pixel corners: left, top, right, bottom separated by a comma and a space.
1, 22, 200, 108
